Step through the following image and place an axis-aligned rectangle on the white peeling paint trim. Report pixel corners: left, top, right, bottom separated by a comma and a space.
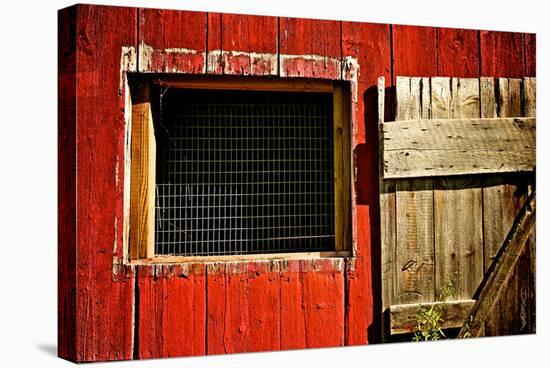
138, 43, 207, 74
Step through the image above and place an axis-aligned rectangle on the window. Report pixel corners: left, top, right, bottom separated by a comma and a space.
128, 76, 351, 261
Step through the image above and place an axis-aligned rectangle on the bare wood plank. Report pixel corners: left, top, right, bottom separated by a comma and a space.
482, 78, 529, 271
382, 117, 536, 179
523, 77, 536, 333
433, 77, 483, 301
130, 81, 156, 259
379, 76, 397, 341
458, 191, 535, 337
394, 77, 435, 305
333, 83, 352, 252
134, 251, 352, 265
390, 299, 475, 334
523, 77, 536, 118
153, 76, 334, 93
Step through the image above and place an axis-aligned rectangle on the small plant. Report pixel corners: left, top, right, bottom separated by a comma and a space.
412, 272, 459, 342
460, 315, 475, 339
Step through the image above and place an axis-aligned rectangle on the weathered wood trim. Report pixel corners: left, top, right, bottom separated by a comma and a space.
151, 75, 335, 93
390, 299, 475, 335
381, 117, 536, 179
333, 82, 352, 252
129, 81, 156, 259
458, 191, 536, 337
133, 251, 352, 265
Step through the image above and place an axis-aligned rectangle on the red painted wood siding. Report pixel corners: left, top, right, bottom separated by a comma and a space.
58, 4, 535, 362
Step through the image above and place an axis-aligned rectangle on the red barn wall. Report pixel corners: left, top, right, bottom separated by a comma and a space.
58, 4, 536, 362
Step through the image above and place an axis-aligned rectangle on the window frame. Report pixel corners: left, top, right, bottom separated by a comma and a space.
127, 75, 352, 263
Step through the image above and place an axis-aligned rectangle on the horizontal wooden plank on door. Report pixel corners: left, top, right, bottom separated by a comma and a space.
390, 299, 475, 334
381, 117, 536, 179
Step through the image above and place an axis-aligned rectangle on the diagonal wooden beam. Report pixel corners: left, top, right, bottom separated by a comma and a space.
458, 190, 536, 337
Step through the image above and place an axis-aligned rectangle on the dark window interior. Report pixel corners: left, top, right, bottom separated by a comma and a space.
154, 88, 335, 256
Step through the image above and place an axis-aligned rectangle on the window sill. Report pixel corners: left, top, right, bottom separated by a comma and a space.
130, 251, 352, 265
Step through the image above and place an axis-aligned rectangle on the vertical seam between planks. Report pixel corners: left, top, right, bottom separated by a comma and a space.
205, 13, 209, 74
389, 25, 395, 119
220, 14, 224, 75
343, 259, 349, 345
477, 31, 482, 77
136, 8, 140, 73
523, 34, 527, 77
277, 17, 281, 77
204, 265, 208, 354
435, 29, 439, 76
339, 21, 343, 81
132, 267, 140, 359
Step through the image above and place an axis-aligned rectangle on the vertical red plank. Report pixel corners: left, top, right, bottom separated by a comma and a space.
219, 14, 278, 75
206, 262, 281, 354
392, 25, 437, 80
206, 263, 226, 354
480, 31, 525, 77
58, 6, 77, 361
222, 262, 249, 353
437, 28, 480, 77
137, 265, 206, 359
280, 260, 307, 349
279, 17, 341, 78
302, 259, 345, 347
206, 263, 250, 354
525, 33, 536, 77
341, 21, 391, 345
246, 261, 281, 352
206, 13, 223, 74
74, 5, 136, 362
138, 9, 207, 73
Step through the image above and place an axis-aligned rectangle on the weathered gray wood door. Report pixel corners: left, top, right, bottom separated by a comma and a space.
379, 76, 536, 338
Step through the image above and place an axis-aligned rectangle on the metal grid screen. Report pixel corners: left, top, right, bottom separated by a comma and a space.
155, 88, 335, 256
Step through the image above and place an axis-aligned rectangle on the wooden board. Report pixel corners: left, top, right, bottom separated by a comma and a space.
58, 6, 77, 361
219, 14, 278, 75
73, 5, 137, 361
436, 28, 479, 77
129, 82, 155, 259
459, 192, 535, 337
390, 299, 475, 334
138, 9, 207, 73
525, 34, 536, 77
381, 116, 536, 179
480, 31, 526, 77
341, 21, 391, 345
279, 17, 341, 79
136, 265, 206, 358
333, 83, 352, 252
432, 78, 483, 301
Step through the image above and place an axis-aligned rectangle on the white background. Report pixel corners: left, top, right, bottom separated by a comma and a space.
0, 0, 547, 366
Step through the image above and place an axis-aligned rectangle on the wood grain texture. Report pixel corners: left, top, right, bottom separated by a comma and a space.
480, 31, 525, 77
138, 8, 207, 73
459, 192, 535, 337
219, 14, 278, 75
341, 22, 390, 344
73, 5, 137, 362
136, 265, 206, 358
333, 83, 352, 252
279, 17, 341, 79
280, 260, 307, 349
395, 178, 435, 304
58, 6, 77, 361
206, 262, 281, 354
432, 78, 483, 301
482, 78, 529, 271
525, 33, 536, 77
392, 25, 437, 82
130, 82, 155, 259
393, 76, 434, 306
436, 28, 479, 77
390, 299, 475, 334
382, 116, 536, 179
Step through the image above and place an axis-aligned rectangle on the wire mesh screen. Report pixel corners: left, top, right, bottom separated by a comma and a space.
155, 88, 335, 256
